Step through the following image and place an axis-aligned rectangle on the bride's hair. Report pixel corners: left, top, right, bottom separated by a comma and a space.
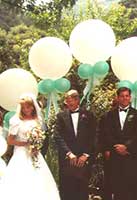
19, 97, 37, 120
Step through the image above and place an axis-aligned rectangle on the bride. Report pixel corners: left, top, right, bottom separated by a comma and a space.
0, 93, 60, 200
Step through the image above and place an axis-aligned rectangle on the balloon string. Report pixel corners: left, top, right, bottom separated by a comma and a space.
134, 92, 137, 109
51, 92, 59, 114
80, 76, 93, 105
80, 82, 89, 105
131, 91, 137, 109
131, 92, 135, 109
45, 92, 59, 120
45, 94, 52, 120
86, 76, 94, 102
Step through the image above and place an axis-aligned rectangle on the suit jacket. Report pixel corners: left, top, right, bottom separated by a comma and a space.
99, 106, 137, 190
100, 106, 137, 156
54, 108, 97, 164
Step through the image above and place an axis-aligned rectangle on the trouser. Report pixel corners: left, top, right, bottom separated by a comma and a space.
59, 174, 89, 200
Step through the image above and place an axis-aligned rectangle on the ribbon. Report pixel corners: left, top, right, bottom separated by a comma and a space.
80, 76, 93, 105
131, 91, 137, 109
80, 72, 108, 107
45, 92, 59, 120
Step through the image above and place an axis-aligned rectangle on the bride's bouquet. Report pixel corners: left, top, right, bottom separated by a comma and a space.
27, 126, 46, 168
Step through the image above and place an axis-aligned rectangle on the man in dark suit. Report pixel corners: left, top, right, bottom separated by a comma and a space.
54, 89, 97, 200
99, 87, 137, 200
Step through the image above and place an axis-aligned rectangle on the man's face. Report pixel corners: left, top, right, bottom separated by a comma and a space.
117, 90, 131, 108
65, 96, 80, 111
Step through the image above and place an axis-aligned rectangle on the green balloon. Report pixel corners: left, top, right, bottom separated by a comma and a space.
94, 61, 109, 75
55, 78, 71, 93
117, 80, 133, 91
38, 79, 55, 94
4, 111, 16, 129
78, 64, 93, 79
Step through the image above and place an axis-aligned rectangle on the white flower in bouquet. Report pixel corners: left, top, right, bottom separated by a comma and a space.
27, 126, 46, 168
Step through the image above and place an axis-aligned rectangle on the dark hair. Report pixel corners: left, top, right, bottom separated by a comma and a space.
117, 87, 131, 96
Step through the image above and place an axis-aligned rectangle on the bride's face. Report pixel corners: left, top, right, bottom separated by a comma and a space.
21, 103, 35, 117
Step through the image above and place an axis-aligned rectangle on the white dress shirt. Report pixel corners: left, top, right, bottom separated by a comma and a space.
119, 106, 129, 130
71, 112, 79, 136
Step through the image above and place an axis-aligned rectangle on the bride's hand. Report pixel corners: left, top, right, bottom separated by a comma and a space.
20, 141, 30, 147
8, 135, 29, 147
25, 141, 31, 146
31, 147, 39, 157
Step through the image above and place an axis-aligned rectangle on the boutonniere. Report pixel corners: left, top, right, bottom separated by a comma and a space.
80, 113, 88, 120
127, 114, 134, 122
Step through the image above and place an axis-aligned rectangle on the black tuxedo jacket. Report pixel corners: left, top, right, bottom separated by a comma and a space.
99, 106, 137, 193
100, 106, 137, 156
54, 108, 97, 163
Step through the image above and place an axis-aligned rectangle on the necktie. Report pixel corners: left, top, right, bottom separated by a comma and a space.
119, 108, 128, 112
70, 110, 79, 114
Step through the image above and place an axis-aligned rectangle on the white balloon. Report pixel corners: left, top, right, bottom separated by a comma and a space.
111, 37, 137, 82
0, 135, 7, 156
0, 68, 38, 111
69, 19, 116, 65
29, 37, 72, 79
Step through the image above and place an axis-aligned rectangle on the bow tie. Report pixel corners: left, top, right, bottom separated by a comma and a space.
70, 110, 79, 114
119, 108, 128, 112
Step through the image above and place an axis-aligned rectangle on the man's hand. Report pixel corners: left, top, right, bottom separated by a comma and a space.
76, 155, 88, 167
113, 144, 130, 156
104, 151, 111, 160
70, 157, 77, 166
67, 152, 77, 166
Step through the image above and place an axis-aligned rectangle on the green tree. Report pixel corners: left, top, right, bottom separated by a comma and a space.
120, 0, 137, 7
102, 4, 137, 41
0, 24, 46, 73
0, 0, 28, 30
26, 0, 76, 30
0, 0, 45, 30
120, 0, 137, 19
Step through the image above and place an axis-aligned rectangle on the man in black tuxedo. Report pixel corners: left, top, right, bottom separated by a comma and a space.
54, 89, 97, 200
99, 87, 137, 200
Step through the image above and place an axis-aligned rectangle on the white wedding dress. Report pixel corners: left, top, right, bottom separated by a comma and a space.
0, 117, 60, 200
